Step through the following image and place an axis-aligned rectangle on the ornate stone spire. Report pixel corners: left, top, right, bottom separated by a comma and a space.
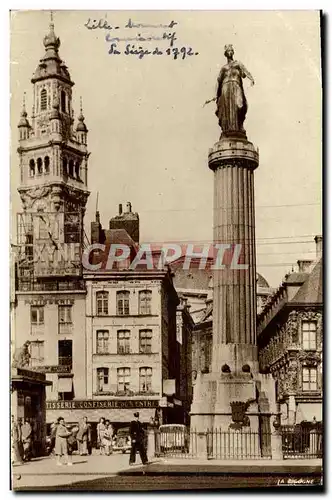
18, 92, 30, 128
76, 97, 88, 132
32, 11, 73, 85
43, 10, 60, 54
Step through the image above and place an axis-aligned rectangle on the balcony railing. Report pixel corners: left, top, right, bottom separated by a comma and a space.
31, 324, 45, 336
58, 322, 73, 335
58, 356, 72, 369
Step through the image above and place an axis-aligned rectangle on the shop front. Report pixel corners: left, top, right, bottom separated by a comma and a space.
46, 398, 161, 447
11, 367, 52, 456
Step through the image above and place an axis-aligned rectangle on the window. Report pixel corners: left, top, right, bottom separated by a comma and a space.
302, 367, 317, 391
58, 305, 72, 324
117, 291, 130, 315
97, 367, 109, 392
97, 330, 109, 354
37, 157, 43, 175
302, 321, 317, 350
96, 291, 109, 315
63, 157, 68, 176
75, 161, 80, 179
61, 90, 66, 113
31, 306, 44, 325
44, 156, 50, 174
30, 341, 44, 366
139, 367, 152, 393
29, 159, 35, 177
117, 367, 130, 392
139, 290, 152, 315
139, 329, 152, 353
69, 159, 74, 177
58, 340, 72, 369
117, 330, 130, 354
40, 89, 47, 111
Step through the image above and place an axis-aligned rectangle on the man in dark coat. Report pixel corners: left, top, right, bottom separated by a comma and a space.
129, 412, 148, 465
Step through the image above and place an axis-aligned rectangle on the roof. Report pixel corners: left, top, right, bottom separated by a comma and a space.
284, 272, 309, 285
31, 23, 73, 85
171, 256, 270, 291
257, 273, 270, 288
172, 267, 212, 291
104, 229, 137, 247
291, 259, 323, 304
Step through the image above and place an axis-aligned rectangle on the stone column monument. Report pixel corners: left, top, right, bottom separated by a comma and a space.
190, 45, 276, 453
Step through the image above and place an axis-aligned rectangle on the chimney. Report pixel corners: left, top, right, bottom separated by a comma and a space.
126, 202, 132, 213
119, 204, 123, 216
314, 235, 322, 260
96, 211, 100, 223
297, 259, 313, 273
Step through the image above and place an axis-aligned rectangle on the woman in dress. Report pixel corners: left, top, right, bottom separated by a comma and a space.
55, 417, 72, 466
103, 420, 114, 456
215, 44, 255, 136
97, 417, 106, 455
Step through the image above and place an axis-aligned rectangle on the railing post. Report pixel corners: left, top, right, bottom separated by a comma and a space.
147, 425, 156, 460
196, 430, 208, 459
271, 418, 283, 460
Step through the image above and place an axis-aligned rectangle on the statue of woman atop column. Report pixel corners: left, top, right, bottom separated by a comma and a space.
205, 44, 255, 138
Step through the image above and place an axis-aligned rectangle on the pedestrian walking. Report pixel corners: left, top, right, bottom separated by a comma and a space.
21, 418, 32, 462
55, 417, 72, 466
67, 425, 79, 458
77, 416, 91, 456
97, 417, 106, 454
11, 415, 23, 464
103, 420, 113, 456
49, 419, 58, 455
129, 412, 148, 465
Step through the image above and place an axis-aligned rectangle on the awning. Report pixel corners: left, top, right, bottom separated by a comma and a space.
58, 377, 73, 393
296, 403, 322, 424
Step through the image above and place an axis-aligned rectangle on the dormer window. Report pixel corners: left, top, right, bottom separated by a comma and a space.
40, 89, 47, 111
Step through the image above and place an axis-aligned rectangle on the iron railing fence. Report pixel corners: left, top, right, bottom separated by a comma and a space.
155, 428, 197, 458
155, 427, 323, 460
281, 426, 323, 459
206, 428, 272, 460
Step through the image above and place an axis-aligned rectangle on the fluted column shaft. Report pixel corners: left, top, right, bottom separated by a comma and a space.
208, 138, 259, 373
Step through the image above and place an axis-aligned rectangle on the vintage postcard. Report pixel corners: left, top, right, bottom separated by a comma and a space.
10, 9, 323, 491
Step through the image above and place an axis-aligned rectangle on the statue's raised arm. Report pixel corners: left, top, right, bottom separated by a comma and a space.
214, 44, 255, 139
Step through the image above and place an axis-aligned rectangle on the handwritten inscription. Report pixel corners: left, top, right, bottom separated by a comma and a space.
85, 17, 199, 60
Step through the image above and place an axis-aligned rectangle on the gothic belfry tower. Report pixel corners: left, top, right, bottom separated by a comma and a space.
16, 14, 90, 287
13, 15, 92, 420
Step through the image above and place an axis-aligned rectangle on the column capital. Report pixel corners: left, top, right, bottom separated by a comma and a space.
208, 137, 259, 171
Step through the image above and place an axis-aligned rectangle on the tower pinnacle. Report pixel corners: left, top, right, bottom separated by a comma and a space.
18, 92, 30, 131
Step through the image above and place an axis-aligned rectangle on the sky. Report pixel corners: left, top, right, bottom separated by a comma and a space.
10, 10, 322, 288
